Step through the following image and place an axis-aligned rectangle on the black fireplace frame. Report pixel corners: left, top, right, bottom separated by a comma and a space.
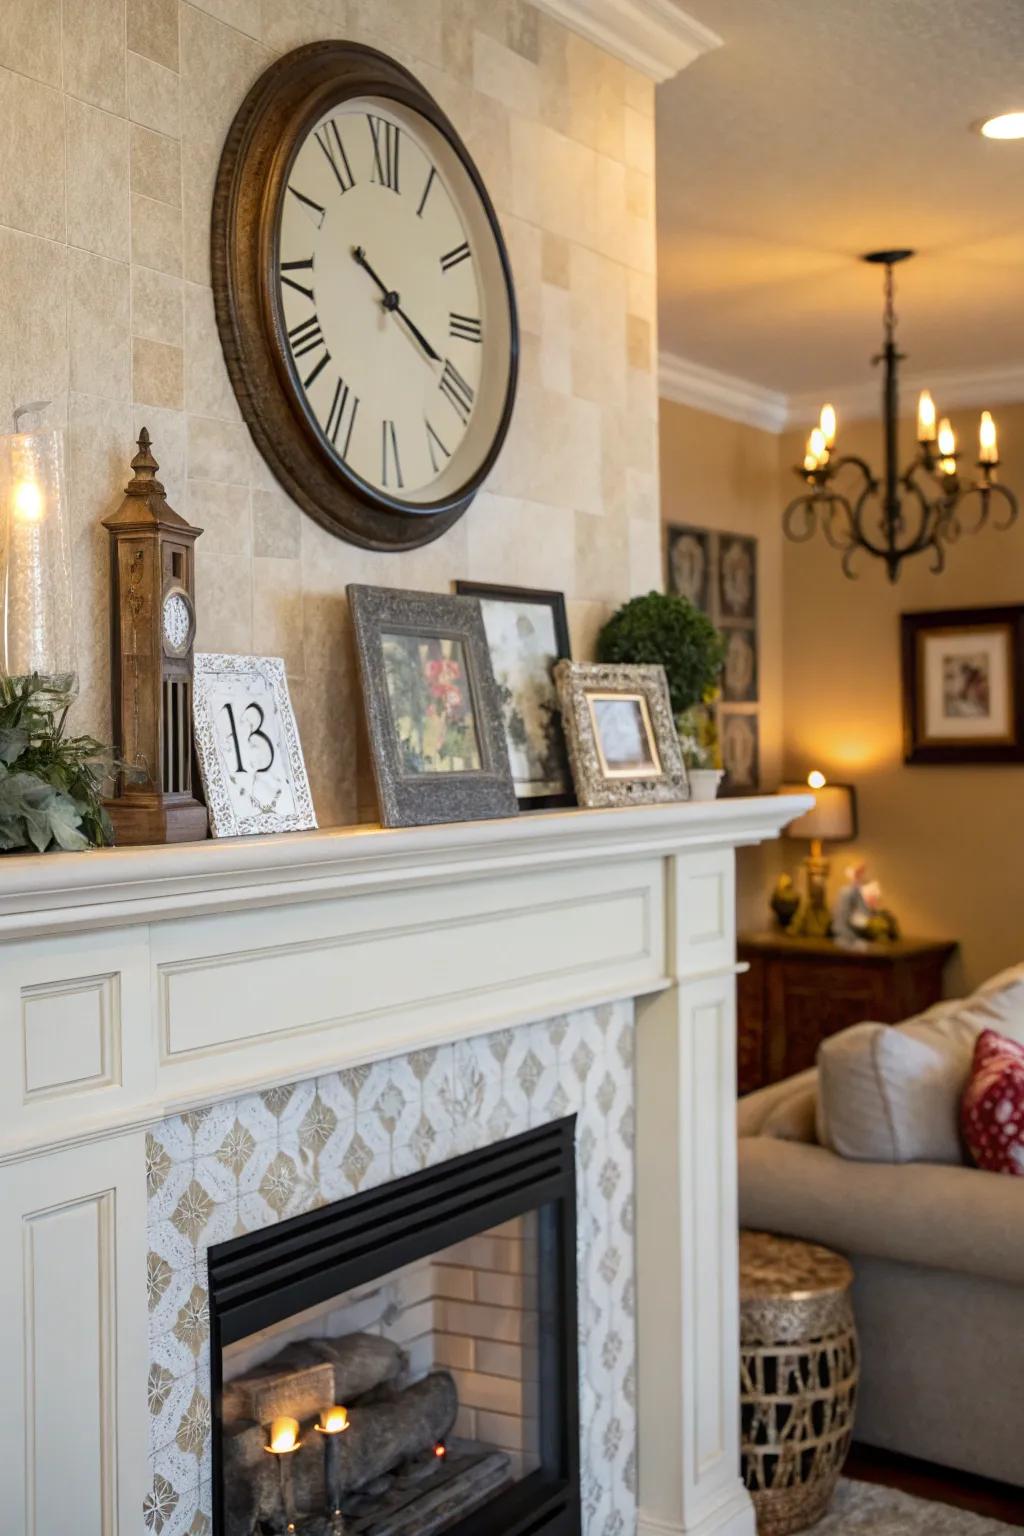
208, 1116, 581, 1536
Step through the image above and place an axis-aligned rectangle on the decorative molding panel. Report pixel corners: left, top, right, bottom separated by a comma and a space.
21, 973, 121, 1101
659, 352, 788, 433
530, 0, 721, 82
660, 350, 1024, 433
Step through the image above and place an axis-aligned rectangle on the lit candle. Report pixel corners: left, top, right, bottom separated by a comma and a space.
917, 389, 937, 443
807, 770, 826, 790
268, 1416, 300, 1454
819, 403, 837, 450
979, 410, 998, 464
809, 426, 827, 465
937, 417, 956, 458
317, 1406, 350, 1435
940, 457, 957, 479
803, 449, 818, 473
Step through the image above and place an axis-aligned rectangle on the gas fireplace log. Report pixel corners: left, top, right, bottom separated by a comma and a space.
222, 1371, 459, 1534
223, 1333, 406, 1427
334, 1372, 459, 1490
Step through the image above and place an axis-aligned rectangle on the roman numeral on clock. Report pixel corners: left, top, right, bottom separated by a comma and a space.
287, 185, 325, 229
439, 359, 474, 423
280, 257, 314, 301
382, 419, 403, 488
325, 377, 359, 460
426, 420, 451, 474
440, 241, 471, 273
449, 313, 482, 343
288, 315, 331, 388
315, 118, 355, 194
368, 115, 401, 192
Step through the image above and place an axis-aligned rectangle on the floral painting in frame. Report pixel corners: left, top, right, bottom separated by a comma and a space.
348, 585, 518, 827
455, 580, 573, 809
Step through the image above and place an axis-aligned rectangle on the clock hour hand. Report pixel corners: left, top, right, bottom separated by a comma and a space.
351, 245, 441, 363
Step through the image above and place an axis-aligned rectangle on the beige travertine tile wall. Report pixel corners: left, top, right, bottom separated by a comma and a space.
0, 0, 660, 826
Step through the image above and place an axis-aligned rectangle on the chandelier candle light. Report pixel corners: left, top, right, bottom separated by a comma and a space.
785, 251, 1019, 581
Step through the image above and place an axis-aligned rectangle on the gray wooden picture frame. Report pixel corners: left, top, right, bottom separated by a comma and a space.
348, 584, 519, 828
553, 661, 689, 809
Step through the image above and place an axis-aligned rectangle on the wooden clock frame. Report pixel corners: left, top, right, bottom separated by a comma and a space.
211, 41, 520, 553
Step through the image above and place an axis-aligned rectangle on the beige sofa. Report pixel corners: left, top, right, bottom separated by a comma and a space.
737, 970, 1024, 1488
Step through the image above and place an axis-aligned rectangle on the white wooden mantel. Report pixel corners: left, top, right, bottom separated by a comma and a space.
0, 796, 808, 1536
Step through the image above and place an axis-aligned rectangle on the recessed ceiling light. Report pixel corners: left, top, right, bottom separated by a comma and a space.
980, 111, 1024, 140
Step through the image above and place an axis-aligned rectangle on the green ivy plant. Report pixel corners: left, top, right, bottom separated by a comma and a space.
596, 591, 726, 769
0, 676, 117, 853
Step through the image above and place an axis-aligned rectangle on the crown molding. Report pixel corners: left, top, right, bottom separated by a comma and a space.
529, 0, 722, 82
658, 351, 788, 433
787, 361, 1024, 429
660, 351, 1024, 434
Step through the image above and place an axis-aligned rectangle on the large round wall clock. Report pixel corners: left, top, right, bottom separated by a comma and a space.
212, 42, 519, 551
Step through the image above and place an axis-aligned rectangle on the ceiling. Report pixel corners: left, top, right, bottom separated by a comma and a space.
656, 0, 1024, 397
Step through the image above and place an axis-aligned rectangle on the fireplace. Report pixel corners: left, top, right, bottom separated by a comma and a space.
208, 1118, 580, 1536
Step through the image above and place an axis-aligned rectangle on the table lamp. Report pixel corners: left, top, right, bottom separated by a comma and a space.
777, 771, 857, 933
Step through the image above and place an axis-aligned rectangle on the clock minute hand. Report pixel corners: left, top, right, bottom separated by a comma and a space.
351, 245, 441, 364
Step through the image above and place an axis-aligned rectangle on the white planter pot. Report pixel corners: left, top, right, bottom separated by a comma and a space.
688, 768, 724, 801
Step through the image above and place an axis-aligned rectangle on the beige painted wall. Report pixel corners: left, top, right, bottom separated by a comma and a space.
1, 0, 661, 827
780, 401, 1024, 992
658, 398, 784, 927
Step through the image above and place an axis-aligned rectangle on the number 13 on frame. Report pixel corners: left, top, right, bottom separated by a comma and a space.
193, 654, 317, 836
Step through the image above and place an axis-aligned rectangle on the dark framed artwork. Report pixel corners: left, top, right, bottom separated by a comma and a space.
553, 661, 688, 809
719, 708, 760, 795
717, 533, 757, 622
454, 580, 573, 809
901, 606, 1024, 765
348, 584, 518, 826
666, 522, 760, 791
666, 525, 712, 612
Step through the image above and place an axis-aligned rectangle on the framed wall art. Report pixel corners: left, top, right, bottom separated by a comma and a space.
348, 584, 518, 827
901, 606, 1024, 765
193, 654, 317, 836
454, 580, 573, 809
666, 521, 760, 794
553, 661, 688, 809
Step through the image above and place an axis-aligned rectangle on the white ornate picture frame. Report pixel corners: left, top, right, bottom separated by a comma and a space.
554, 661, 689, 808
193, 654, 317, 837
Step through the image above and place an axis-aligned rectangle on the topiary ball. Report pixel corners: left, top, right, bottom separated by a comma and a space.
596, 591, 725, 715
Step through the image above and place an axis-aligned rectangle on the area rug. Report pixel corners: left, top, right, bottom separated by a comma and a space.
810, 1479, 1023, 1533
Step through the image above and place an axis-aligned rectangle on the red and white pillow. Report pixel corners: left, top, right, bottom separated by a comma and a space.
960, 1028, 1024, 1175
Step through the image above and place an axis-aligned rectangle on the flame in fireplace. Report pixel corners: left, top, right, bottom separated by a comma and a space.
267, 1416, 301, 1453
318, 1405, 350, 1434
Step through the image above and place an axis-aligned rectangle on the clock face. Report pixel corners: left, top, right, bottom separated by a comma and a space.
273, 95, 513, 509
162, 589, 194, 656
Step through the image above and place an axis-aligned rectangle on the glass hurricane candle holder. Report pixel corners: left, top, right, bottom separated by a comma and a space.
0, 425, 77, 711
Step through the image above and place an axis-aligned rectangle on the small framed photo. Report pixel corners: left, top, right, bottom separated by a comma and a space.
553, 661, 688, 808
348, 584, 518, 828
454, 580, 573, 809
193, 654, 317, 836
902, 606, 1024, 764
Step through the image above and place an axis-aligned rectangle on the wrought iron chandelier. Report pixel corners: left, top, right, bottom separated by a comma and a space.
784, 250, 1019, 581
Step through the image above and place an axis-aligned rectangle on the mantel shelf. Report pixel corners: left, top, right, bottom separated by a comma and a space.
0, 796, 811, 940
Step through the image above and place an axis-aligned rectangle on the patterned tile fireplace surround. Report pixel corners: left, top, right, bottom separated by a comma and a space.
146, 1006, 636, 1536
0, 799, 807, 1536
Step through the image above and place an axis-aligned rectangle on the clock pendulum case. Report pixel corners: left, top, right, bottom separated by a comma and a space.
103, 429, 209, 845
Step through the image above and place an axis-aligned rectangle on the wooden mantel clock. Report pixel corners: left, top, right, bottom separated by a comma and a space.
212, 41, 519, 551
103, 430, 209, 845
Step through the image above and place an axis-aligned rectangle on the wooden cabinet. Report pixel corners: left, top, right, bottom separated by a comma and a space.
737, 933, 957, 1094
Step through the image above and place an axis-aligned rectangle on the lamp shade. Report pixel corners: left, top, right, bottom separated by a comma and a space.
778, 781, 857, 842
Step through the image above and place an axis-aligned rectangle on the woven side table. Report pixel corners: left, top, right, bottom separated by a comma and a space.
739, 1231, 858, 1536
